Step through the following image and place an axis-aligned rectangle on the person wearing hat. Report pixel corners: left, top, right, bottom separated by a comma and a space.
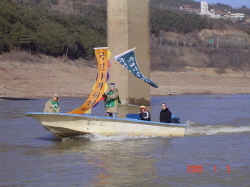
160, 103, 172, 123
102, 83, 121, 118
139, 106, 151, 121
44, 93, 60, 113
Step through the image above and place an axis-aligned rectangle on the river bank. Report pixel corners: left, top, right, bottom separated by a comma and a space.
0, 61, 250, 99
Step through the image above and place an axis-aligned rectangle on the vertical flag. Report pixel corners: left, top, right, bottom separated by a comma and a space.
68, 47, 110, 114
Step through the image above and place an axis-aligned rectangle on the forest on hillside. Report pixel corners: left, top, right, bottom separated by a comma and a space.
0, 0, 250, 72
0, 0, 218, 58
0, 0, 106, 59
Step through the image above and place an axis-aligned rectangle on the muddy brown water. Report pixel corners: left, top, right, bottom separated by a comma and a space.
1, 95, 250, 186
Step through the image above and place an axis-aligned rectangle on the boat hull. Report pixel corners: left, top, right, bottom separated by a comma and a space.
26, 112, 187, 138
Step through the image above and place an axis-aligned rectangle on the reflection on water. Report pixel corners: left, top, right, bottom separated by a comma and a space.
1, 95, 250, 186
50, 138, 160, 184
57, 139, 162, 186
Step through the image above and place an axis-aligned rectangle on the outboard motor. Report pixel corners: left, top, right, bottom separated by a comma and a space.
171, 115, 180, 124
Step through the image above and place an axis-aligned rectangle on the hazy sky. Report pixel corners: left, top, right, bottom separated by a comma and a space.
193, 0, 250, 8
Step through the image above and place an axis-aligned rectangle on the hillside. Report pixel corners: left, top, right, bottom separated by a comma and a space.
1, 0, 250, 72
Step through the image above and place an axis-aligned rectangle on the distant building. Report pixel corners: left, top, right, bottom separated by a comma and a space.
200, 1, 209, 15
210, 13, 220, 19
220, 12, 231, 18
180, 5, 200, 13
231, 13, 245, 19
209, 9, 230, 19
179, 1, 245, 21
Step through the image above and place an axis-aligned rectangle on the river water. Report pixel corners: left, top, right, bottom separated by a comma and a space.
1, 94, 250, 187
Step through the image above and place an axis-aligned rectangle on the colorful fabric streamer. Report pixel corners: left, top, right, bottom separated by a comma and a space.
68, 47, 111, 114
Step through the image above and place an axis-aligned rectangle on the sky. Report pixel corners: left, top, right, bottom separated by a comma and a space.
193, 0, 250, 8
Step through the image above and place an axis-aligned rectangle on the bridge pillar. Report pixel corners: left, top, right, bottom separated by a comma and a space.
107, 0, 151, 105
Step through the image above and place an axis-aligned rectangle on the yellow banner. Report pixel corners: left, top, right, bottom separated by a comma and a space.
68, 47, 110, 114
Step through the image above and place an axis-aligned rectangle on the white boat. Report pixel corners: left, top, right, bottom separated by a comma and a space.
26, 48, 187, 139
26, 112, 187, 138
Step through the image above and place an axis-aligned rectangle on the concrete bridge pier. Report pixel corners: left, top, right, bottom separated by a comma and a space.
107, 0, 151, 106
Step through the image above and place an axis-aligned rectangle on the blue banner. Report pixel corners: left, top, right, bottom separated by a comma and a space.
114, 49, 158, 88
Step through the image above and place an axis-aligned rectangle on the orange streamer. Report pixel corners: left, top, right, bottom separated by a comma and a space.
68, 47, 110, 114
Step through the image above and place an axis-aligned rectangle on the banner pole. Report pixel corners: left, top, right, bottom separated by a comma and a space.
110, 45, 120, 64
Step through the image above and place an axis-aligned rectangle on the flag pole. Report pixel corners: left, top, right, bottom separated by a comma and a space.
110, 45, 120, 63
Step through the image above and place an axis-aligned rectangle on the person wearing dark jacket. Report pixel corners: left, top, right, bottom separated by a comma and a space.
160, 103, 172, 123
139, 106, 151, 121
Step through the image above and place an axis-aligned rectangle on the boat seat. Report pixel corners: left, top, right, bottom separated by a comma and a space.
126, 113, 141, 120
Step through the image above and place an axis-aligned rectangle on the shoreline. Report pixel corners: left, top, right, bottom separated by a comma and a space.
0, 61, 250, 99
0, 93, 249, 101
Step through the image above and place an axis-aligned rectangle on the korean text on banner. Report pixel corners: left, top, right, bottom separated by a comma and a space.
68, 47, 110, 114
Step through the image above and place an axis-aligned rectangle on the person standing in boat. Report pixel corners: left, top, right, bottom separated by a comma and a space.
102, 83, 121, 118
44, 93, 60, 113
160, 103, 172, 123
139, 106, 151, 121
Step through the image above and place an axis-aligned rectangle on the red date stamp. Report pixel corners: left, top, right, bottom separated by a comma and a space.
187, 165, 231, 173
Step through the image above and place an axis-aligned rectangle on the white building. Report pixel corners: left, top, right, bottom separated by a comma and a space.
180, 5, 200, 13
200, 1, 209, 15
231, 13, 245, 19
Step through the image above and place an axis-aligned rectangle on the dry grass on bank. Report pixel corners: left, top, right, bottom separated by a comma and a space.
0, 52, 250, 98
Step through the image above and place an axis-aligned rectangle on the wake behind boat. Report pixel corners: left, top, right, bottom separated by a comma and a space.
26, 112, 187, 138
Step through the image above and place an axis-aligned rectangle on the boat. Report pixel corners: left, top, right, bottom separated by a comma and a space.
26, 112, 187, 138
26, 47, 187, 139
